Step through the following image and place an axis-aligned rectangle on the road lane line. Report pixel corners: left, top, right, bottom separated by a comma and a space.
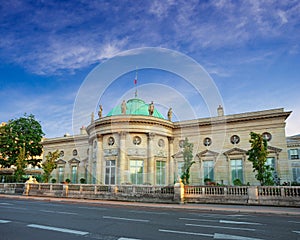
103, 216, 149, 222
0, 206, 27, 210
129, 210, 168, 215
27, 224, 89, 235
220, 220, 262, 225
289, 221, 300, 224
0, 220, 11, 223
78, 206, 108, 211
0, 203, 13, 205
214, 233, 264, 240
186, 223, 256, 231
40, 210, 78, 215
293, 231, 300, 234
180, 217, 215, 222
159, 229, 213, 237
180, 218, 262, 226
118, 238, 141, 240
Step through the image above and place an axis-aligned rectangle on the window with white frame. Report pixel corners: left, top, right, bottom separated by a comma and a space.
266, 157, 275, 170
58, 166, 64, 183
292, 167, 300, 183
130, 160, 143, 185
105, 160, 116, 185
156, 161, 166, 185
177, 161, 184, 179
71, 165, 77, 183
290, 149, 299, 159
203, 160, 214, 181
230, 159, 243, 183
92, 161, 97, 184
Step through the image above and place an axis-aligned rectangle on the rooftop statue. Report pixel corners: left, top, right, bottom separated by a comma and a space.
121, 100, 126, 114
168, 108, 172, 121
98, 105, 103, 118
148, 101, 154, 116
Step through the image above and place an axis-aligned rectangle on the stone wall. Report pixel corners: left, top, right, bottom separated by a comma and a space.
1, 183, 299, 207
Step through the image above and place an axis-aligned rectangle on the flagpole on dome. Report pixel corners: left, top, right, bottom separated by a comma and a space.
134, 66, 138, 98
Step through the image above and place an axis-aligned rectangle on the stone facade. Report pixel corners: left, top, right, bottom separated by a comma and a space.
287, 134, 300, 183
42, 99, 291, 186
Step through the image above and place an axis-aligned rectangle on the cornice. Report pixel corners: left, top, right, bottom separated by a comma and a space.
42, 134, 88, 145
86, 115, 174, 133
173, 108, 291, 129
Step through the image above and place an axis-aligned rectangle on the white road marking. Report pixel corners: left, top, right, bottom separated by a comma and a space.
220, 220, 262, 225
129, 210, 168, 215
40, 210, 78, 215
180, 217, 215, 222
0, 203, 13, 205
180, 217, 262, 225
159, 229, 264, 240
293, 231, 300, 234
214, 233, 264, 240
159, 229, 213, 237
27, 224, 89, 235
0, 220, 11, 223
186, 223, 255, 231
78, 206, 108, 211
118, 238, 141, 240
0, 206, 27, 210
103, 216, 149, 222
289, 221, 300, 224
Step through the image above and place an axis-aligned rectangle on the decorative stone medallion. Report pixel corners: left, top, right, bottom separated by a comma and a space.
230, 135, 240, 144
203, 137, 212, 146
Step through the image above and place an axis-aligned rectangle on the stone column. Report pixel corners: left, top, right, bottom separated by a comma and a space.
87, 139, 93, 183
147, 133, 155, 184
118, 131, 127, 184
96, 134, 103, 184
168, 137, 174, 184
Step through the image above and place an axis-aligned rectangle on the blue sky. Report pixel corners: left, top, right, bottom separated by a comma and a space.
0, 0, 299, 138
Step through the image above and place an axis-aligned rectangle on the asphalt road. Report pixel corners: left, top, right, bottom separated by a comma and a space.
0, 197, 299, 240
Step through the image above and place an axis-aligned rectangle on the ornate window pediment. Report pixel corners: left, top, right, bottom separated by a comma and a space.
172, 151, 183, 159
56, 159, 66, 164
267, 146, 282, 154
223, 147, 247, 157
197, 149, 219, 158
68, 158, 80, 164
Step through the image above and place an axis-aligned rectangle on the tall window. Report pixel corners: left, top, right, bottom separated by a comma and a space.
92, 162, 97, 184
58, 166, 64, 183
231, 159, 243, 183
289, 149, 299, 159
292, 167, 300, 183
156, 161, 166, 185
71, 166, 77, 183
177, 161, 184, 179
266, 157, 275, 170
203, 160, 214, 181
130, 160, 143, 185
105, 160, 116, 185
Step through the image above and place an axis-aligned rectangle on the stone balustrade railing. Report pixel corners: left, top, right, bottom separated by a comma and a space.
0, 183, 299, 207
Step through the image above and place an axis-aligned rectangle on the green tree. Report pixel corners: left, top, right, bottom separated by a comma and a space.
181, 137, 195, 185
14, 147, 26, 182
42, 150, 60, 183
0, 114, 44, 167
247, 132, 274, 186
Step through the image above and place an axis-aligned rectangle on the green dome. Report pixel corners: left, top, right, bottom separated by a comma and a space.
107, 98, 165, 119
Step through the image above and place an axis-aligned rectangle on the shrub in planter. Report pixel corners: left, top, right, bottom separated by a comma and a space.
65, 178, 71, 183
80, 178, 86, 184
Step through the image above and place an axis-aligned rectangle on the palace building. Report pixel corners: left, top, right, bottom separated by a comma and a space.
42, 97, 292, 185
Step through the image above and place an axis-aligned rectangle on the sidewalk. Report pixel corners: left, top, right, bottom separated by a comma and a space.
1, 194, 299, 216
